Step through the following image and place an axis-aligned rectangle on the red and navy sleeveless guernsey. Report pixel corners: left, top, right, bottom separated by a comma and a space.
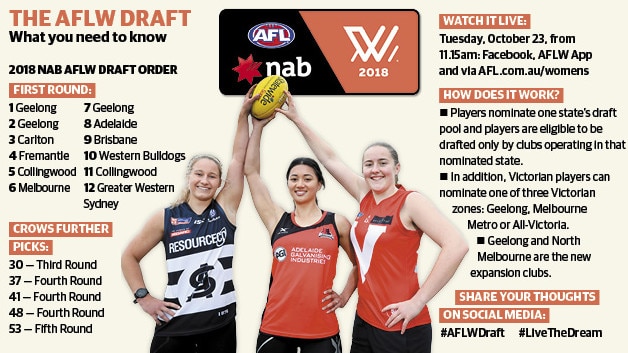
260, 211, 341, 339
156, 200, 236, 336
350, 186, 431, 331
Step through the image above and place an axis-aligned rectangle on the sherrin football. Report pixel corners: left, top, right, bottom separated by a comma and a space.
251, 75, 288, 119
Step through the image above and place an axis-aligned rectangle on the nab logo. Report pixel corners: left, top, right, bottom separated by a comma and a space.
248, 22, 295, 49
344, 25, 400, 63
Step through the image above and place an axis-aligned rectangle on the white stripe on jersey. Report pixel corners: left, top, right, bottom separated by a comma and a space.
164, 244, 235, 316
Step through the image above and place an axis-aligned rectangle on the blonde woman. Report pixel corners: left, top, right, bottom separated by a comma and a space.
121, 87, 254, 353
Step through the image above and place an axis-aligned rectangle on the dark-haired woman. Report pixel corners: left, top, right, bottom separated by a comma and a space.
245, 116, 357, 353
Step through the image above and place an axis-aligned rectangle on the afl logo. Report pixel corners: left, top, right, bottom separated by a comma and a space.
274, 246, 287, 262
248, 22, 295, 49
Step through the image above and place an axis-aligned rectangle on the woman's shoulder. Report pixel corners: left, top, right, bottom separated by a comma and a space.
330, 211, 351, 230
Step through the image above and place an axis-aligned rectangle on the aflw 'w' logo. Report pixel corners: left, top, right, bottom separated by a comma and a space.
344, 25, 400, 63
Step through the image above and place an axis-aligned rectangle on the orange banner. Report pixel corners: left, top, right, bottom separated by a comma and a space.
439, 14, 531, 29
440, 88, 563, 103
9, 240, 53, 255
9, 82, 96, 98
9, 222, 113, 237
455, 290, 600, 305
440, 307, 550, 323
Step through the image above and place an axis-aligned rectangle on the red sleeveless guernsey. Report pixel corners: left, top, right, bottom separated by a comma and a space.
260, 211, 341, 338
350, 186, 430, 331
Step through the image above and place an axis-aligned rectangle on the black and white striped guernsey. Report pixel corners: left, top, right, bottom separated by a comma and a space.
156, 200, 236, 336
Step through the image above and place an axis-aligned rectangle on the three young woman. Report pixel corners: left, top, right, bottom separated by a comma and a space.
123, 84, 467, 353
